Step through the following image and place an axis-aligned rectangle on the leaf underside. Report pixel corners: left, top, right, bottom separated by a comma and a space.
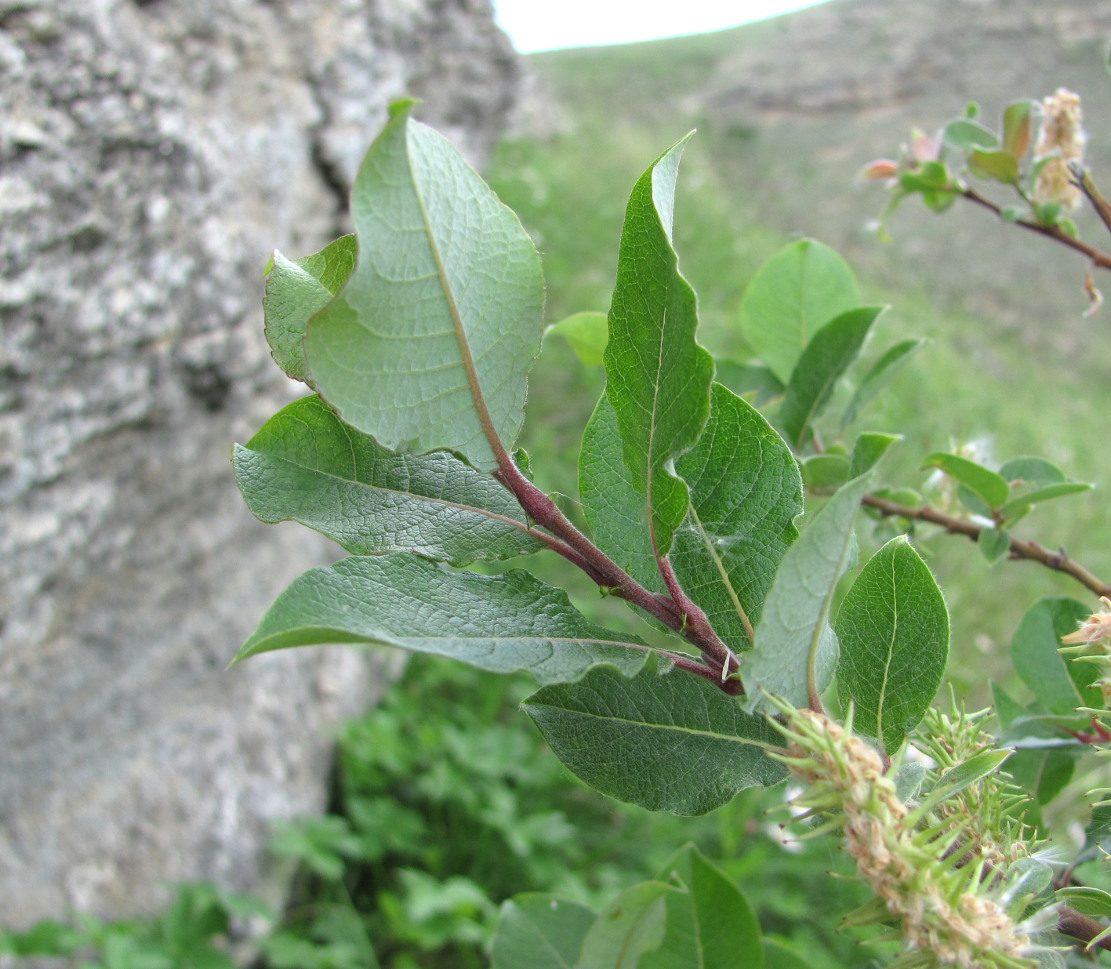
234, 554, 651, 685
304, 103, 545, 471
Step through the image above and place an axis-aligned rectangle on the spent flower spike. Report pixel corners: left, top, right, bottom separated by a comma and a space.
1033, 88, 1086, 212
1060, 596, 1111, 708
767, 695, 1048, 968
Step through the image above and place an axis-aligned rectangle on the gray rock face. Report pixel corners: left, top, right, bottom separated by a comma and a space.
0, 0, 519, 926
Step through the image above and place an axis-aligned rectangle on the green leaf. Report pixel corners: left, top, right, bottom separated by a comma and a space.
604, 134, 714, 556
968, 149, 1019, 184
942, 118, 999, 153
1056, 887, 1111, 918
1002, 101, 1035, 159
998, 481, 1093, 521
524, 664, 786, 815
643, 845, 764, 969
763, 938, 815, 969
739, 239, 860, 385
978, 526, 1011, 564
233, 554, 650, 685
303, 101, 544, 472
575, 882, 673, 969
841, 338, 926, 427
579, 394, 663, 594
780, 306, 886, 449
1011, 597, 1102, 716
714, 360, 785, 406
545, 312, 608, 367
803, 454, 849, 491
233, 396, 543, 565
1006, 745, 1078, 806
920, 453, 1009, 509
492, 895, 597, 969
998, 456, 1066, 486
834, 536, 949, 754
263, 235, 357, 383
849, 433, 901, 478
742, 473, 873, 712
581, 385, 803, 649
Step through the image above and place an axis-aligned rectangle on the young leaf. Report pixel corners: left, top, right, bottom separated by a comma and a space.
574, 882, 673, 969
233, 396, 544, 566
968, 149, 1019, 184
803, 454, 850, 491
977, 526, 1010, 564
739, 239, 860, 384
998, 481, 1093, 521
303, 100, 544, 472
779, 306, 886, 449
849, 432, 900, 478
492, 895, 597, 969
1011, 597, 1102, 716
834, 536, 949, 754
263, 235, 357, 382
644, 845, 764, 969
545, 312, 608, 367
1002, 101, 1035, 159
742, 473, 873, 712
232, 554, 651, 685
581, 385, 803, 649
841, 338, 925, 427
523, 664, 786, 816
942, 118, 999, 153
998, 456, 1066, 486
603, 134, 714, 556
920, 453, 1009, 509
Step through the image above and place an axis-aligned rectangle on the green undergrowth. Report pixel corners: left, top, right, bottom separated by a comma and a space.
2, 656, 878, 969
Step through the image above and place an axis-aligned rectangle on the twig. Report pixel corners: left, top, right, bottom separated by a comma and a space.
959, 186, 1111, 272
862, 493, 1111, 599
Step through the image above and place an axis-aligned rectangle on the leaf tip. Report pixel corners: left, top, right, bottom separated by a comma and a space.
387, 97, 420, 120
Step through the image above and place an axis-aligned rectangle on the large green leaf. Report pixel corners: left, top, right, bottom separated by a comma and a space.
1011, 597, 1102, 716
233, 396, 543, 565
643, 845, 764, 969
742, 474, 873, 712
670, 385, 803, 649
581, 385, 803, 648
603, 135, 714, 556
263, 235, 357, 382
738, 240, 860, 384
575, 883, 673, 969
524, 664, 786, 815
834, 536, 949, 754
779, 306, 885, 449
492, 895, 596, 969
303, 101, 544, 471
233, 554, 650, 685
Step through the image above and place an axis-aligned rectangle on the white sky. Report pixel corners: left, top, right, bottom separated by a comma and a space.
493, 0, 833, 54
